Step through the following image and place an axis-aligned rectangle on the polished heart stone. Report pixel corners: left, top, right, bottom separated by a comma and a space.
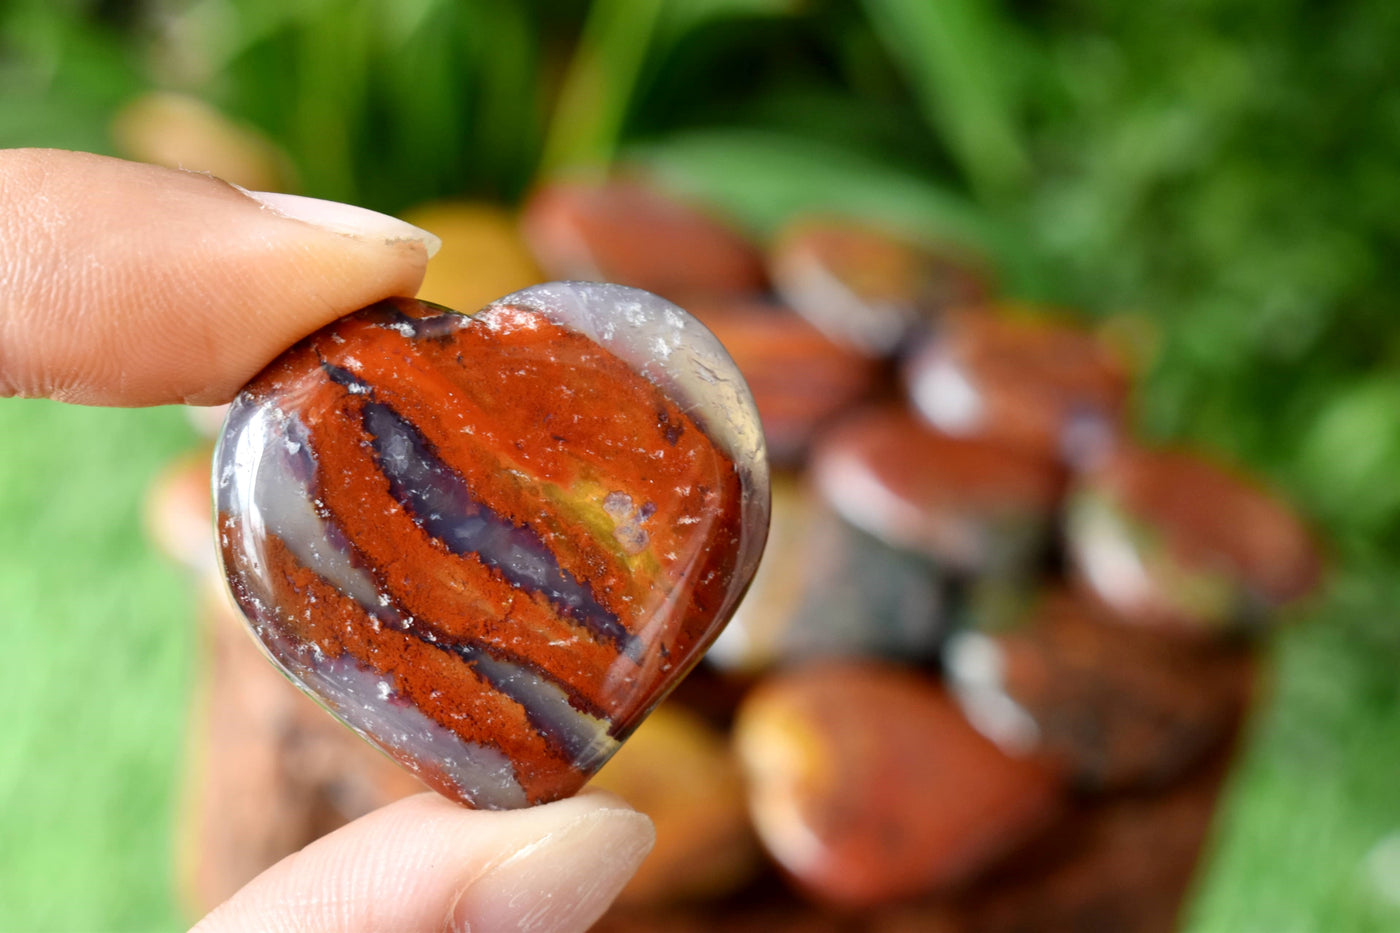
214, 282, 770, 809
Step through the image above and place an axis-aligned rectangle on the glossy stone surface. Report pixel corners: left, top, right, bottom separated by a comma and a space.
768, 218, 991, 356
215, 283, 770, 809
1066, 445, 1320, 635
811, 407, 1064, 576
521, 179, 767, 299
903, 307, 1130, 466
945, 589, 1253, 790
734, 661, 1063, 908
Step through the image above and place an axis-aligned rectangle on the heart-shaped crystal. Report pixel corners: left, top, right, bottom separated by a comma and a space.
214, 282, 769, 809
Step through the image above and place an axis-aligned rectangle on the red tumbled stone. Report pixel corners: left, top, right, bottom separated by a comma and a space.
734, 660, 1064, 908
811, 406, 1064, 576
904, 307, 1131, 466
1066, 445, 1322, 635
769, 217, 991, 356
520, 178, 767, 298
957, 728, 1243, 933
946, 589, 1254, 790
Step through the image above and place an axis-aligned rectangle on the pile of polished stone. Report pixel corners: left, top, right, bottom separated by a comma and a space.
150, 177, 1321, 931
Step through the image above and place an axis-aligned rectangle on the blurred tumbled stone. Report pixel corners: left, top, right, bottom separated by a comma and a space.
812, 407, 1064, 578
734, 660, 1063, 908
945, 589, 1254, 790
904, 307, 1130, 467
957, 731, 1241, 933
707, 476, 947, 670
589, 703, 760, 906
595, 903, 848, 933
112, 91, 290, 192
1065, 445, 1321, 635
400, 201, 544, 312
521, 178, 767, 298
144, 445, 217, 575
769, 217, 990, 356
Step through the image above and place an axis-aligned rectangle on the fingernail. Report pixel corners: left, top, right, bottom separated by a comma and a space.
238, 188, 442, 258
448, 807, 654, 933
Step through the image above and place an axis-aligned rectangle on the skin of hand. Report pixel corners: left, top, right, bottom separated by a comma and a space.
0, 148, 655, 933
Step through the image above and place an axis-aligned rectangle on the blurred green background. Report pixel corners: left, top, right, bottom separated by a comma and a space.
2, 0, 1398, 929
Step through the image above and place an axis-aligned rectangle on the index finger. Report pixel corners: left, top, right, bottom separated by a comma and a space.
0, 149, 439, 407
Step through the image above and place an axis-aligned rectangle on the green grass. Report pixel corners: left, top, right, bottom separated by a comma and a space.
1187, 568, 1400, 933
0, 401, 195, 932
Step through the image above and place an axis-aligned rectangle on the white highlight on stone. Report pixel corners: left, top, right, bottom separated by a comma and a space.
909, 352, 984, 435
945, 631, 1041, 756
1066, 493, 1158, 620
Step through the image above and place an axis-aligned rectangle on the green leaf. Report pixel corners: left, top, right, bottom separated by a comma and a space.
539, 0, 666, 173
861, 0, 1030, 201
655, 0, 801, 46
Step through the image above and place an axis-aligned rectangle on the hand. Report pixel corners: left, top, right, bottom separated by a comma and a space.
0, 148, 654, 933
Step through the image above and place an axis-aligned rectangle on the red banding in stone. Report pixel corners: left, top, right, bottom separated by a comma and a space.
220, 297, 752, 804
223, 524, 582, 805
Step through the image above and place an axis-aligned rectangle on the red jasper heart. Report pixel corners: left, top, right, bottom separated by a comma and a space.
214, 283, 770, 809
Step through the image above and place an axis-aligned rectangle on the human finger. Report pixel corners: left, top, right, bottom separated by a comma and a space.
0, 148, 439, 407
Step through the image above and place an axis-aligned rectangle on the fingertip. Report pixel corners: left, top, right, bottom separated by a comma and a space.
236, 188, 443, 260
446, 797, 655, 933
0, 149, 436, 407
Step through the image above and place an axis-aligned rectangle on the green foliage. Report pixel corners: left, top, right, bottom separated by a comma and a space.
207, 0, 552, 206
0, 1, 144, 153
632, 128, 1002, 248
1187, 562, 1400, 933
1013, 0, 1400, 559
0, 403, 194, 932
540, 0, 665, 173
861, 0, 1031, 202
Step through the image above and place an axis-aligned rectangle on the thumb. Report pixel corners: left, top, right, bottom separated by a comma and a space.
190, 791, 654, 933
